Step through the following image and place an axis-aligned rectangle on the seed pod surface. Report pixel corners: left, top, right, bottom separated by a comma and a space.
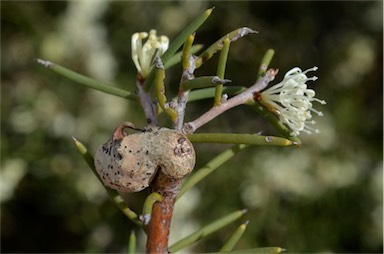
94, 124, 195, 192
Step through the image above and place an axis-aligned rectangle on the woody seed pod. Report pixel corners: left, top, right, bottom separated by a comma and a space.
94, 122, 195, 192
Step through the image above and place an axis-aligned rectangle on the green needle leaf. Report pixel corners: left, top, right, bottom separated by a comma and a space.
143, 7, 214, 91
165, 44, 204, 69
128, 231, 136, 254
140, 192, 163, 225
72, 136, 97, 173
72, 137, 142, 226
182, 34, 196, 70
257, 49, 275, 78
158, 86, 244, 116
195, 27, 257, 68
188, 86, 246, 102
228, 247, 286, 253
178, 144, 248, 199
154, 58, 178, 122
246, 101, 302, 146
214, 37, 230, 106
219, 221, 249, 252
169, 209, 247, 252
187, 133, 295, 146
181, 76, 231, 91
36, 59, 137, 101
161, 8, 214, 65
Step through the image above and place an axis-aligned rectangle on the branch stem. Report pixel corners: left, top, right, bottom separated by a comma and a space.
136, 80, 158, 126
183, 69, 278, 133
146, 173, 183, 253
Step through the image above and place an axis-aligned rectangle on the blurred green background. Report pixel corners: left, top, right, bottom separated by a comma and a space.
1, 1, 382, 253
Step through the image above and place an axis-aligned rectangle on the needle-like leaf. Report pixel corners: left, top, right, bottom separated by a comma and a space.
187, 133, 295, 146
169, 209, 247, 252
36, 59, 137, 101
72, 137, 142, 226
178, 144, 248, 199
143, 7, 214, 91
219, 221, 249, 252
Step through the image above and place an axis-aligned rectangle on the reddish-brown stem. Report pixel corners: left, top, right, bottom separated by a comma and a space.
146, 172, 183, 254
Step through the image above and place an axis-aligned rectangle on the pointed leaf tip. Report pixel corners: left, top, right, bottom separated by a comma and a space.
231, 27, 258, 42
227, 247, 286, 254
207, 6, 215, 14
242, 27, 258, 34
128, 230, 137, 254
35, 58, 52, 68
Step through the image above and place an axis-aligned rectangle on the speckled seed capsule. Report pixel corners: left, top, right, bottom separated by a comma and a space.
94, 122, 195, 193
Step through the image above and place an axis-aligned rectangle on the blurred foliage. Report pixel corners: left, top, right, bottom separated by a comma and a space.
1, 1, 382, 253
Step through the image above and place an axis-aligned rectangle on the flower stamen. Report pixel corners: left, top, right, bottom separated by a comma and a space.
260, 66, 326, 136
131, 29, 169, 78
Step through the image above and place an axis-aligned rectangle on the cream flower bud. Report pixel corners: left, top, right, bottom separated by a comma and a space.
260, 66, 326, 136
131, 29, 169, 78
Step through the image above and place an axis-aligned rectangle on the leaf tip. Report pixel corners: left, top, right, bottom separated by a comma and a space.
35, 58, 53, 68
207, 6, 215, 15
72, 136, 82, 147
72, 136, 88, 154
241, 27, 258, 35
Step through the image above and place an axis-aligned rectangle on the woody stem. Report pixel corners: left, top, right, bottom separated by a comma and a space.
146, 171, 183, 253
182, 69, 278, 134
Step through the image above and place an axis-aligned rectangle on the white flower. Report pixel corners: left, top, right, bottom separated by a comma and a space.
131, 29, 169, 78
260, 66, 326, 136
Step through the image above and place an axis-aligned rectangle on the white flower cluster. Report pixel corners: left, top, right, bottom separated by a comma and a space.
131, 29, 169, 78
260, 67, 326, 136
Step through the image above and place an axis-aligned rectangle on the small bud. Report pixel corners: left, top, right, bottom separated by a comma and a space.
131, 30, 169, 78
